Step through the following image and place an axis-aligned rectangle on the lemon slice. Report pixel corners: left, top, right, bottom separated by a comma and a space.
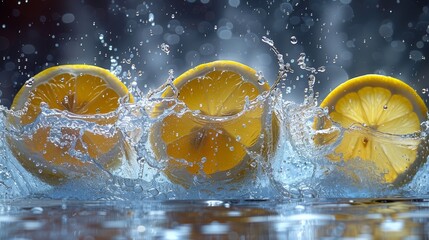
7, 65, 135, 185
316, 74, 428, 184
150, 60, 278, 186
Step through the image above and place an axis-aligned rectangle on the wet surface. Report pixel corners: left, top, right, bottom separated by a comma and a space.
2, 198, 429, 239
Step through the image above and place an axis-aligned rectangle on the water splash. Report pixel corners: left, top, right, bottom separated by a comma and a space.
259, 35, 429, 199
1, 35, 429, 200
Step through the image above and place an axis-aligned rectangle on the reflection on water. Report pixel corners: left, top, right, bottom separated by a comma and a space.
1, 198, 429, 239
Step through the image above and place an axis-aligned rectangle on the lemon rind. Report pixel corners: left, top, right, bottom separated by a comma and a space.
162, 60, 270, 98
11, 64, 133, 111
321, 74, 427, 120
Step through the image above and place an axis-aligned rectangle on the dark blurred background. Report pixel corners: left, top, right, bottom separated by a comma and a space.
1, 0, 428, 107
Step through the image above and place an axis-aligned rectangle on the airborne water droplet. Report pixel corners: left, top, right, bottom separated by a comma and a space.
148, 13, 154, 22
25, 78, 34, 87
290, 36, 298, 44
160, 43, 170, 55
261, 36, 274, 46
317, 66, 326, 72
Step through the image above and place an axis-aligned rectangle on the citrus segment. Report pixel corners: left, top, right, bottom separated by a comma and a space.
316, 74, 428, 184
7, 65, 134, 184
151, 60, 278, 185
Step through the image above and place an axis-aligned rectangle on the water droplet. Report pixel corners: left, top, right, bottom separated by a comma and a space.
160, 43, 170, 55
250, 161, 257, 168
61, 13, 75, 24
148, 13, 154, 22
31, 207, 44, 214
262, 36, 274, 46
25, 78, 34, 87
317, 66, 326, 72
383, 104, 388, 110
308, 74, 315, 87
290, 36, 298, 44
256, 72, 267, 86
167, 69, 175, 82
229, 146, 234, 151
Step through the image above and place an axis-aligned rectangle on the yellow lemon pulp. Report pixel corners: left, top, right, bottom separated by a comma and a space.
316, 74, 428, 184
151, 60, 278, 185
8, 65, 134, 185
